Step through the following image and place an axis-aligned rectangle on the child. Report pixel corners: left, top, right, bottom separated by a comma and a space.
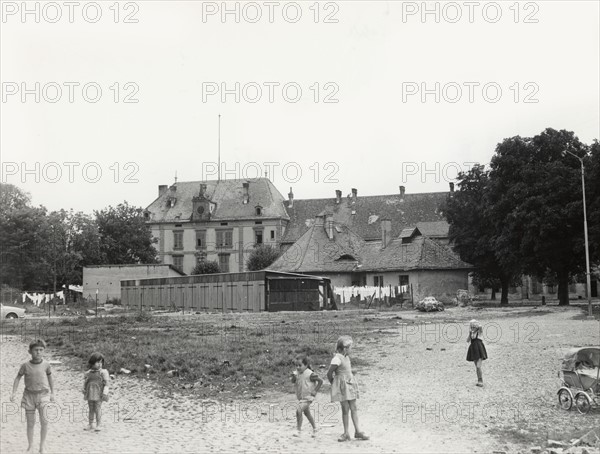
10, 339, 55, 454
83, 352, 110, 431
466, 319, 488, 387
327, 336, 369, 442
290, 356, 323, 437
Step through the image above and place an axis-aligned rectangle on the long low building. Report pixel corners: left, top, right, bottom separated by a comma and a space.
83, 264, 185, 304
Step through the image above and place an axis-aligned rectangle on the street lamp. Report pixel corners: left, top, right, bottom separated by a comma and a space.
561, 149, 593, 318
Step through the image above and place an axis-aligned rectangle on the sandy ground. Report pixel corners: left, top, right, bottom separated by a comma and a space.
1, 306, 599, 454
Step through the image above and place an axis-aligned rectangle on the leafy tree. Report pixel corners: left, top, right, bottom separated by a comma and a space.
0, 183, 31, 212
191, 261, 221, 275
489, 128, 592, 305
443, 165, 521, 304
246, 245, 281, 271
95, 202, 158, 265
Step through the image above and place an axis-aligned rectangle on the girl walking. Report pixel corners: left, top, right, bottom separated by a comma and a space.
83, 352, 110, 431
327, 336, 369, 442
290, 356, 323, 437
466, 319, 488, 387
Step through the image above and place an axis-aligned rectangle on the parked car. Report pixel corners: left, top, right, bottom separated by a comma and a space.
416, 296, 445, 312
1, 303, 26, 319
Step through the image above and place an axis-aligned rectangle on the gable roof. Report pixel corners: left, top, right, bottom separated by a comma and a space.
269, 217, 366, 274
283, 191, 449, 243
145, 178, 289, 223
360, 237, 472, 272
270, 216, 471, 274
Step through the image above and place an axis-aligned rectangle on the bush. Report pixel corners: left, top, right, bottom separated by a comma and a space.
191, 261, 221, 275
246, 245, 281, 271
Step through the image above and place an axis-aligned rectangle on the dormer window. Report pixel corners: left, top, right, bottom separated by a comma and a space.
167, 198, 177, 208
255, 205, 263, 216
143, 211, 150, 220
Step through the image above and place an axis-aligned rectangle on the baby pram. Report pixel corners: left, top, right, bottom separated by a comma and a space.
557, 347, 600, 414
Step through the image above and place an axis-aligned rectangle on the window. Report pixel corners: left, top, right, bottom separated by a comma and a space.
374, 275, 384, 287
218, 254, 230, 273
196, 251, 207, 264
255, 206, 263, 216
173, 255, 183, 272
270, 230, 275, 240
195, 230, 206, 249
216, 230, 233, 248
254, 228, 264, 245
399, 275, 409, 286
173, 230, 183, 250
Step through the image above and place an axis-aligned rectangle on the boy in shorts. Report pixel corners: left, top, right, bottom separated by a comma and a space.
11, 339, 55, 454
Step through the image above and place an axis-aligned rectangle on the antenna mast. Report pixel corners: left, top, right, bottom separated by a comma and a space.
218, 114, 221, 181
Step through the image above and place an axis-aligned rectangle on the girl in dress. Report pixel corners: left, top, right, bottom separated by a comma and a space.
466, 319, 488, 387
83, 352, 110, 431
290, 356, 323, 437
326, 336, 369, 442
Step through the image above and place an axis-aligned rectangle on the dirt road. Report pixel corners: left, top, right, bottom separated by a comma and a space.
1, 307, 599, 453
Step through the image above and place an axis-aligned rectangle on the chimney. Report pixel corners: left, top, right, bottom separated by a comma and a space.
399, 186, 405, 198
351, 188, 357, 205
288, 187, 294, 208
449, 182, 455, 193
158, 185, 168, 197
335, 190, 342, 204
199, 183, 207, 197
325, 213, 334, 240
242, 182, 250, 204
381, 219, 392, 248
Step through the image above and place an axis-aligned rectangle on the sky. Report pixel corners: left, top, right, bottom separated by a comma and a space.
1, 0, 599, 215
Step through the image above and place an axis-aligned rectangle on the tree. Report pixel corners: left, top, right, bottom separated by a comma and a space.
443, 165, 521, 304
191, 261, 221, 275
0, 183, 31, 212
95, 202, 158, 265
246, 245, 281, 271
488, 128, 591, 305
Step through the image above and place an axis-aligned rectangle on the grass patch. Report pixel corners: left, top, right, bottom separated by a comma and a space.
4, 310, 404, 399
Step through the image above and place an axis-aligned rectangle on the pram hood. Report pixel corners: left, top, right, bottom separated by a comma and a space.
561, 347, 600, 371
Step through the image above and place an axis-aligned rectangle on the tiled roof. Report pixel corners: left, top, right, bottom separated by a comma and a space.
416, 221, 450, 237
360, 237, 472, 272
269, 217, 366, 274
283, 191, 449, 243
270, 217, 471, 274
145, 178, 289, 223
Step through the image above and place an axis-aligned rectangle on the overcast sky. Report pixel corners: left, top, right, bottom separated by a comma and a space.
1, 0, 599, 215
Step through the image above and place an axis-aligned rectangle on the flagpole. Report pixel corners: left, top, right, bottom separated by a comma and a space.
218, 114, 221, 181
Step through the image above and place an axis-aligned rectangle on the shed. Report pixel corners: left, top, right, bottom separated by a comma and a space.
121, 270, 336, 312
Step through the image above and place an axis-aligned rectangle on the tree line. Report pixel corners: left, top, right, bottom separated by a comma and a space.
443, 128, 600, 305
0, 184, 158, 291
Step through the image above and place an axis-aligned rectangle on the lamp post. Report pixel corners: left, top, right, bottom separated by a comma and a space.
561, 149, 593, 318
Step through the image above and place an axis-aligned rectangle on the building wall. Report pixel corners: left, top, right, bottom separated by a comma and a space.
83, 265, 182, 304
413, 270, 469, 301
150, 219, 284, 275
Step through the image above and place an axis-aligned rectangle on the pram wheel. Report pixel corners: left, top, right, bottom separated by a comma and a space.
558, 389, 573, 410
575, 393, 591, 414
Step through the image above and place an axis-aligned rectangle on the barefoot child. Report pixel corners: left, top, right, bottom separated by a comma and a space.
466, 319, 488, 387
83, 352, 110, 431
10, 339, 55, 454
327, 336, 369, 442
290, 356, 323, 437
